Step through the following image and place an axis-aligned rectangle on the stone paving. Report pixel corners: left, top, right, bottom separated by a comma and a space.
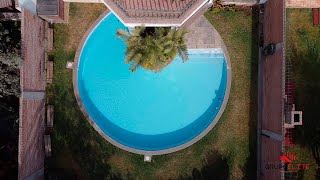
222, 0, 257, 5
186, 15, 223, 49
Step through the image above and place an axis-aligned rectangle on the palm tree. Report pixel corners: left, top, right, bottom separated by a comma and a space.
117, 26, 188, 72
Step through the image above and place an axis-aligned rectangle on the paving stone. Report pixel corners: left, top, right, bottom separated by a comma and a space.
186, 15, 224, 49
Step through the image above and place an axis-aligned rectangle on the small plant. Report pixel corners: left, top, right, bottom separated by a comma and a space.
210, 0, 236, 13
0, 53, 21, 98
48, 52, 55, 62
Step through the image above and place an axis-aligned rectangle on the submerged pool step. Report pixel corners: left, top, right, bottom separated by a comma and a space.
185, 54, 225, 63
188, 48, 224, 54
186, 48, 226, 62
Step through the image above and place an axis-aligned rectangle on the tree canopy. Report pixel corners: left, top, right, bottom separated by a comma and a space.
0, 20, 21, 179
0, 53, 20, 98
117, 27, 188, 72
0, 21, 21, 53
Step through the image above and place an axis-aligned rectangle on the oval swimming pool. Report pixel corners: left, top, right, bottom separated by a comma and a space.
75, 13, 230, 154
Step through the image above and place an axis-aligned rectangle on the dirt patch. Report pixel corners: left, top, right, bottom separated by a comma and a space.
108, 153, 135, 175
46, 149, 89, 179
64, 3, 106, 51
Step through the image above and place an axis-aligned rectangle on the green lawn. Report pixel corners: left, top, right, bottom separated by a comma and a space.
47, 4, 258, 179
286, 9, 320, 179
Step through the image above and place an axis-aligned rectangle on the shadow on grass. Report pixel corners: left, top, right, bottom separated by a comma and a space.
173, 150, 229, 180
289, 32, 320, 179
45, 50, 123, 179
204, 6, 259, 179
0, 96, 18, 179
243, 5, 259, 180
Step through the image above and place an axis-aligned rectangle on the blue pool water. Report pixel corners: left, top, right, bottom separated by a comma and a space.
78, 13, 228, 151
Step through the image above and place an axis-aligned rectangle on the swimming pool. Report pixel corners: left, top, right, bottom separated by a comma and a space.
74, 13, 231, 155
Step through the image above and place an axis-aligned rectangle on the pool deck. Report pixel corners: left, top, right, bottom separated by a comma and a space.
185, 14, 231, 70
186, 15, 223, 49
73, 9, 232, 156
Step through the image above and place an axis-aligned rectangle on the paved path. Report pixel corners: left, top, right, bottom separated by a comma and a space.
257, 0, 285, 179
186, 15, 223, 49
19, 9, 47, 180
222, 0, 257, 5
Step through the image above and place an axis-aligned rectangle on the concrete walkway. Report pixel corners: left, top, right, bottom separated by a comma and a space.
222, 0, 257, 5
186, 15, 223, 49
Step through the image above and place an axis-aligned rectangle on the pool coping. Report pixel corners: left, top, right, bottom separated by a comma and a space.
73, 10, 232, 156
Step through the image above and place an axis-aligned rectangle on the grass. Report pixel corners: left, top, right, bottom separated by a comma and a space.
47, 4, 258, 179
286, 9, 320, 179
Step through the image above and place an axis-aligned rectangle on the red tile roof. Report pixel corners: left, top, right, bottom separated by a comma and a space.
20, 10, 47, 91
114, 0, 194, 17
104, 0, 208, 25
19, 10, 47, 180
19, 97, 46, 180
0, 0, 12, 8
258, 0, 285, 179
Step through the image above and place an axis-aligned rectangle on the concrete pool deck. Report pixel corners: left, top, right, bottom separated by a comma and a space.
72, 9, 232, 156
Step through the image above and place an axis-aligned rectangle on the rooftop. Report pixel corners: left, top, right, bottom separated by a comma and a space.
0, 0, 12, 9
37, 0, 59, 16
286, 0, 320, 8
103, 0, 209, 26
258, 0, 285, 179
19, 9, 47, 179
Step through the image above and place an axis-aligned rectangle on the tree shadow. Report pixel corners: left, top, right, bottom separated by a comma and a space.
311, 147, 320, 179
288, 29, 320, 179
45, 50, 123, 180
174, 150, 229, 180
0, 96, 19, 179
242, 4, 259, 180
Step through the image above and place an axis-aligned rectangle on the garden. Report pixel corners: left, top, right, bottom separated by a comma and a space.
286, 8, 320, 179
46, 3, 258, 179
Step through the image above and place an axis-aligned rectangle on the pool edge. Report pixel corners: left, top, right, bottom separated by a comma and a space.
72, 11, 232, 156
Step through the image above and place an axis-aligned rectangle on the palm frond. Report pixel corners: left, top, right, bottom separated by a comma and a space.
121, 26, 188, 72
129, 64, 139, 72
178, 47, 188, 62
116, 29, 130, 40
133, 26, 146, 36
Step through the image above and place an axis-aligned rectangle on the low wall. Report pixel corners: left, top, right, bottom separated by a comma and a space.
286, 0, 320, 8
